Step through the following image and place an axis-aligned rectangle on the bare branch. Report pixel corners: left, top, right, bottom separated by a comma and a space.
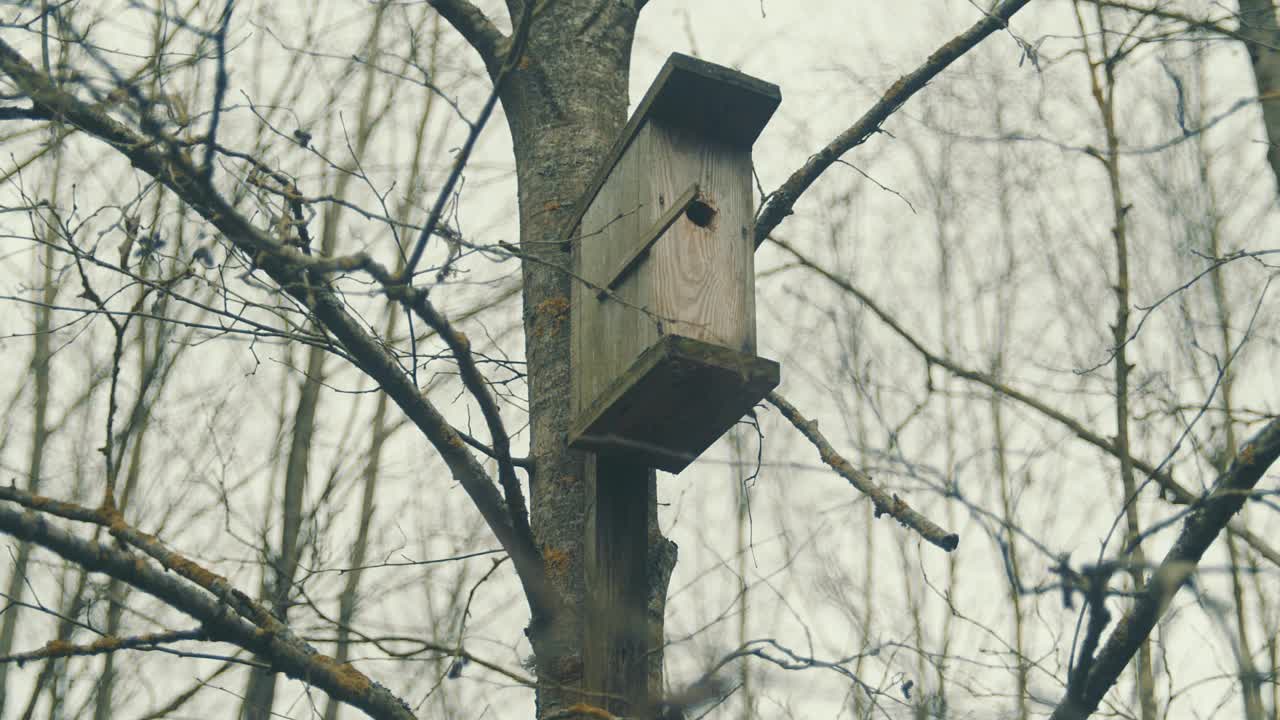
0, 36, 557, 623
769, 236, 1280, 568
0, 104, 48, 120
1086, 1, 1246, 41
410, 293, 542, 583
201, 0, 235, 181
400, 0, 536, 282
427, 0, 508, 71
1049, 416, 1280, 720
767, 391, 960, 552
0, 504, 418, 720
0, 628, 207, 664
754, 0, 1034, 246
1236, 0, 1280, 194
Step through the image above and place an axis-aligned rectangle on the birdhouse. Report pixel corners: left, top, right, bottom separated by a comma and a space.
567, 53, 781, 473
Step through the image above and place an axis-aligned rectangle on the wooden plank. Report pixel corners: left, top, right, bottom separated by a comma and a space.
613, 126, 657, 425
584, 454, 651, 716
571, 56, 778, 461
648, 121, 756, 352
644, 53, 781, 148
572, 131, 623, 419
571, 204, 585, 418
575, 122, 651, 419
569, 336, 780, 474
597, 182, 700, 300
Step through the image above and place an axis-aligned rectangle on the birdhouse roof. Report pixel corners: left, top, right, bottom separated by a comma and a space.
638, 52, 781, 149
564, 53, 781, 239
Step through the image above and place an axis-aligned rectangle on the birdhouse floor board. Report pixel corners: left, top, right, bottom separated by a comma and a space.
568, 335, 780, 473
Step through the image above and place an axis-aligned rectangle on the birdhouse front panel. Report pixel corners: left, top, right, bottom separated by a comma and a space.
567, 53, 781, 473
644, 121, 756, 354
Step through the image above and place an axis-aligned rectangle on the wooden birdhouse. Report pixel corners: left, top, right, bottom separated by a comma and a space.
567, 53, 781, 473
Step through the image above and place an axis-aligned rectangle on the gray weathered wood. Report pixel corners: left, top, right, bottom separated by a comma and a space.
569, 52, 780, 474
597, 182, 700, 300
559, 53, 780, 246
584, 455, 651, 716
572, 119, 653, 420
570, 336, 779, 473
647, 122, 755, 351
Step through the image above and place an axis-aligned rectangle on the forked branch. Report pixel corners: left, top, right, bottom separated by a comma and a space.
427, 0, 507, 71
770, 236, 1280, 569
0, 498, 417, 720
1049, 416, 1280, 720
0, 35, 555, 623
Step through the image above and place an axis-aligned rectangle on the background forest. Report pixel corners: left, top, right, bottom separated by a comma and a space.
0, 1, 1278, 719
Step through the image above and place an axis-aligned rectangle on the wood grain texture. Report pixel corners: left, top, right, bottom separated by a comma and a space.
648, 120, 755, 353
583, 457, 651, 715
598, 182, 699, 298
572, 120, 656, 419
568, 54, 779, 472
569, 336, 780, 474
574, 121, 760, 425
558, 52, 780, 248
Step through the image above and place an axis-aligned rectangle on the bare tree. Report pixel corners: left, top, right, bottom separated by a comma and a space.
3, 1, 1280, 719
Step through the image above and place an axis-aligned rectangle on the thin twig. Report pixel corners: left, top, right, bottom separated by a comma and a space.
399, 0, 536, 282
768, 235, 1280, 568
0, 628, 207, 664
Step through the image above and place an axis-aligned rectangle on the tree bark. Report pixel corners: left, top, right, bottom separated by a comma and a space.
241, 343, 325, 720
1237, 0, 1280, 192
0, 220, 54, 716
494, 3, 676, 713
324, 309, 400, 720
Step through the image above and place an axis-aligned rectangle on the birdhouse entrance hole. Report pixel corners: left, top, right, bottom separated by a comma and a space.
685, 198, 716, 228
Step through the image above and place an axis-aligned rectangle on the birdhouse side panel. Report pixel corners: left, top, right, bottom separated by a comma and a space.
647, 122, 756, 354
571, 132, 660, 421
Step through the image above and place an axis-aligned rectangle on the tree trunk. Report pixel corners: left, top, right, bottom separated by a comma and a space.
497, 3, 676, 713
1238, 0, 1280, 191
0, 228, 55, 716
323, 343, 394, 720
241, 343, 324, 720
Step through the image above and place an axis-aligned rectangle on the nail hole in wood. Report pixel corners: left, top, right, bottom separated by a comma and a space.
685, 199, 715, 228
